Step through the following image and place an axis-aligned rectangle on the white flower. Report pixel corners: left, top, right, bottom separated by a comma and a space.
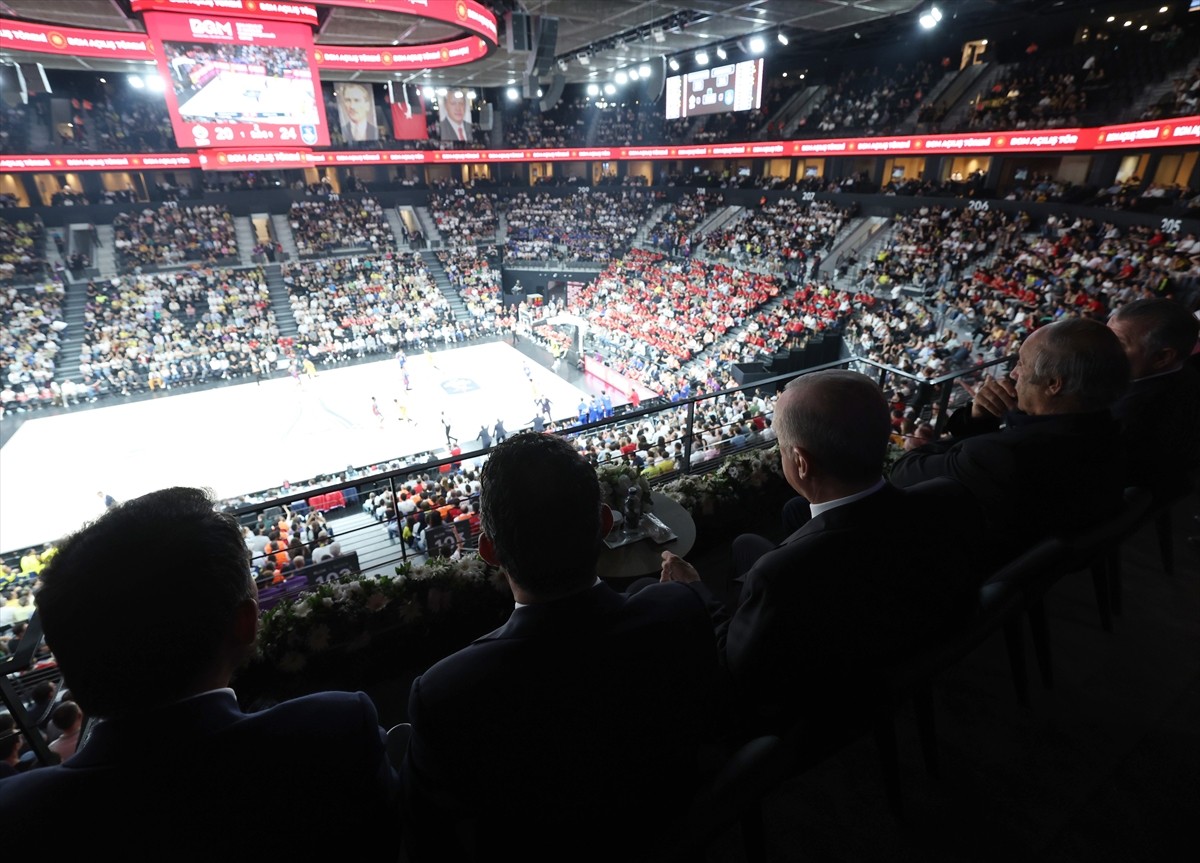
292, 603, 312, 619
366, 593, 390, 612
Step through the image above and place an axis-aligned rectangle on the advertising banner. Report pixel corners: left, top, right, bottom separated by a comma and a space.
0, 18, 154, 60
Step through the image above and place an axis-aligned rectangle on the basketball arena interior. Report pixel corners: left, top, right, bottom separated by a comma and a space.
1, 0, 1199, 858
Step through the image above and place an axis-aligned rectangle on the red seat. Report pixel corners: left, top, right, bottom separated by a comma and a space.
309, 494, 328, 512
327, 490, 346, 510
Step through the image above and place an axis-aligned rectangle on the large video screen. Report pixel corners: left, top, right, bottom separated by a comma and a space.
664, 58, 764, 121
143, 11, 330, 149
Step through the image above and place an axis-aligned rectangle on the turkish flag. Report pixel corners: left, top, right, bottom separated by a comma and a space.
389, 85, 428, 141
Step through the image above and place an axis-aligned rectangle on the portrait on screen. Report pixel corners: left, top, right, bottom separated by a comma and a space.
437, 90, 474, 143
335, 82, 381, 143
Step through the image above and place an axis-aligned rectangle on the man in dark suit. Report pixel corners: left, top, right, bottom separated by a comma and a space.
890, 317, 1131, 561
0, 488, 398, 859
399, 432, 718, 861
1107, 298, 1200, 499
661, 370, 974, 732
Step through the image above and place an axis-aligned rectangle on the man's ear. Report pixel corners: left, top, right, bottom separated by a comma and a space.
479, 533, 499, 566
599, 503, 614, 538
794, 445, 811, 480
233, 597, 259, 648
1044, 375, 1064, 397
1149, 346, 1178, 373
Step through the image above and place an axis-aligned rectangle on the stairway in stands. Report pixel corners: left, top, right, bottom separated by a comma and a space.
418, 249, 468, 321
233, 216, 258, 265
383, 208, 411, 251
262, 263, 299, 342
52, 284, 91, 385
270, 214, 299, 261
93, 224, 118, 277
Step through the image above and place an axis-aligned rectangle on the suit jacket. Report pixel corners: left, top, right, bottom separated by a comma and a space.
705, 483, 974, 732
438, 117, 472, 143
0, 689, 399, 859
400, 580, 718, 862
890, 408, 1125, 560
341, 119, 380, 142
1111, 365, 1200, 499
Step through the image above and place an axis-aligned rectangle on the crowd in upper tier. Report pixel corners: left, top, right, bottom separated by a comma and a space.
503, 190, 658, 261
427, 191, 498, 247
289, 197, 394, 257
112, 204, 238, 271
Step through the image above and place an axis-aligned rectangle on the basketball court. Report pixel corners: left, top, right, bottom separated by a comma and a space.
0, 342, 593, 553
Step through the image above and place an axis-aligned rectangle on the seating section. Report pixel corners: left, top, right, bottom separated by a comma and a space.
800, 62, 934, 136
112, 204, 238, 271
504, 190, 658, 261
0, 216, 49, 286
282, 253, 487, 363
435, 247, 503, 323
289, 197, 394, 257
0, 284, 66, 411
700, 199, 853, 267
75, 267, 277, 398
574, 249, 782, 393
428, 191, 498, 246
646, 192, 725, 255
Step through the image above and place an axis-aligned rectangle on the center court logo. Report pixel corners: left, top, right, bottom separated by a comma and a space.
441, 378, 479, 395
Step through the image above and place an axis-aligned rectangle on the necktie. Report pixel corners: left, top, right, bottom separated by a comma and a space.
457, 125, 464, 142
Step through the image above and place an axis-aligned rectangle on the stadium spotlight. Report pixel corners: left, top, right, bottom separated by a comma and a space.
615, 70, 628, 85
128, 74, 144, 89
716, 46, 727, 60
668, 57, 680, 71
537, 88, 543, 98
629, 68, 640, 81
579, 53, 590, 66
604, 82, 616, 95
423, 86, 435, 99
695, 50, 708, 64
436, 87, 448, 97
146, 75, 165, 93
587, 83, 600, 96
778, 33, 789, 45
919, 5, 943, 29
748, 36, 765, 53
506, 87, 519, 100
639, 63, 651, 77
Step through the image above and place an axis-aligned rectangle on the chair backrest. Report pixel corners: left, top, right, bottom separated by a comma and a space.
1054, 486, 1153, 573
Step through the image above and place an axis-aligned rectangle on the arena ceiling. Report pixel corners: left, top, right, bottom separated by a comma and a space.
0, 0, 1172, 88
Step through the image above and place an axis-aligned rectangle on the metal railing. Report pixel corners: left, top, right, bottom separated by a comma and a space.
219, 350, 1013, 590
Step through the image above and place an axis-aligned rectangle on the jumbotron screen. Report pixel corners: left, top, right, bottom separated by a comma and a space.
664, 58, 764, 121
143, 11, 330, 149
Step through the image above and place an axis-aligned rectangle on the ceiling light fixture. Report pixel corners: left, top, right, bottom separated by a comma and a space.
748, 36, 765, 53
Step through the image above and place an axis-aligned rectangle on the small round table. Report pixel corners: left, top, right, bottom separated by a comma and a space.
597, 492, 696, 583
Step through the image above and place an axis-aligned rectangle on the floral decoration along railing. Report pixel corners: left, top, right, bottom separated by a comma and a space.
233, 351, 1012, 699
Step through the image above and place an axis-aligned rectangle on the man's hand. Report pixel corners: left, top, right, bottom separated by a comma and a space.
964, 377, 1017, 420
661, 551, 700, 584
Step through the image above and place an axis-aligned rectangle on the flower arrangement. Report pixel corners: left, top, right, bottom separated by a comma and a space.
659, 445, 787, 521
252, 554, 511, 678
596, 462, 654, 512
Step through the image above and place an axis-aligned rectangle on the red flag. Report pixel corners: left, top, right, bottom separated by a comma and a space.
389, 85, 428, 141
